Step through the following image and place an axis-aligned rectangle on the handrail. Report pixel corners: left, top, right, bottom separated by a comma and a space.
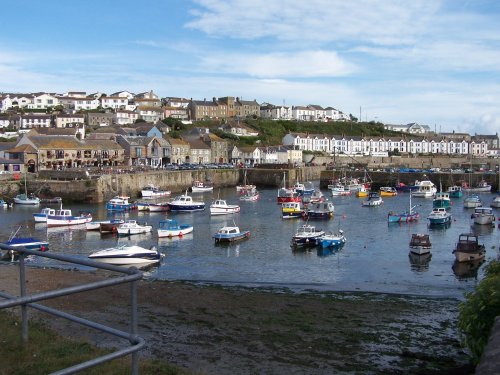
0, 243, 145, 374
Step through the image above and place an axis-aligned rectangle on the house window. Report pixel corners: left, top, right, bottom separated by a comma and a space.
136, 147, 142, 157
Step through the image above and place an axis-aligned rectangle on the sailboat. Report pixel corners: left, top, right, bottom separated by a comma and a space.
387, 192, 420, 223
463, 161, 482, 208
236, 168, 256, 192
13, 173, 40, 205
277, 171, 301, 204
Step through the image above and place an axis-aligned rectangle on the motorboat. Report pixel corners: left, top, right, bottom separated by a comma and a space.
88, 245, 162, 267
147, 202, 171, 212
294, 180, 315, 196
308, 190, 325, 203
329, 184, 352, 197
490, 195, 500, 208
355, 185, 369, 198
362, 192, 383, 207
46, 208, 92, 227
157, 219, 193, 238
433, 192, 451, 210
463, 194, 482, 209
409, 233, 432, 255
99, 219, 125, 233
213, 226, 250, 243
303, 202, 334, 219
462, 180, 492, 193
0, 228, 49, 261
141, 184, 171, 199
168, 192, 205, 212
317, 230, 346, 249
446, 185, 463, 198
291, 224, 325, 247
412, 178, 437, 198
379, 187, 397, 197
116, 220, 153, 236
281, 202, 305, 219
387, 193, 419, 223
427, 207, 452, 226
210, 199, 240, 215
453, 233, 486, 263
471, 207, 495, 225
239, 188, 260, 201
191, 180, 214, 193
33, 207, 56, 223
136, 201, 150, 211
106, 196, 135, 211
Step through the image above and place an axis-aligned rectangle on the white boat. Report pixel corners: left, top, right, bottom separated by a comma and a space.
141, 184, 171, 199
427, 207, 452, 226
191, 180, 214, 193
88, 245, 162, 267
147, 202, 170, 212
317, 230, 346, 248
463, 194, 482, 208
453, 233, 486, 263
490, 195, 500, 208
210, 199, 240, 215
303, 202, 335, 219
362, 192, 383, 207
157, 219, 193, 238
329, 184, 352, 196
13, 173, 40, 205
85, 219, 124, 232
33, 207, 56, 223
116, 220, 153, 236
291, 224, 325, 247
409, 233, 432, 255
0, 199, 10, 208
46, 208, 93, 227
168, 191, 205, 212
236, 168, 256, 192
213, 226, 250, 243
462, 180, 492, 193
471, 207, 496, 225
239, 188, 260, 201
412, 178, 437, 198
106, 196, 135, 211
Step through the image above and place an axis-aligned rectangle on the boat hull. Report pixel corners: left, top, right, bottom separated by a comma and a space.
454, 250, 486, 263
158, 225, 193, 238
168, 204, 205, 212
46, 215, 92, 227
388, 213, 420, 223
210, 206, 240, 215
213, 231, 250, 243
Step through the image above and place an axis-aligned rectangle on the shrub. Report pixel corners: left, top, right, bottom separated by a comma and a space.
458, 260, 500, 364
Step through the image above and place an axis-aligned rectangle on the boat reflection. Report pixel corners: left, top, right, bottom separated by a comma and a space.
428, 221, 451, 231
471, 223, 494, 236
452, 259, 484, 280
317, 244, 344, 257
408, 252, 432, 273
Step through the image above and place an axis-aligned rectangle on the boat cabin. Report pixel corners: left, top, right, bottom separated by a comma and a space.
217, 226, 241, 235
409, 234, 431, 248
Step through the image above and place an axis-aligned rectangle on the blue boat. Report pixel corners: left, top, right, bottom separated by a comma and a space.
168, 192, 205, 212
317, 230, 346, 248
106, 196, 135, 211
387, 194, 419, 223
432, 192, 451, 210
1, 230, 49, 261
213, 226, 250, 243
446, 185, 463, 198
291, 224, 325, 247
427, 207, 452, 226
303, 202, 334, 219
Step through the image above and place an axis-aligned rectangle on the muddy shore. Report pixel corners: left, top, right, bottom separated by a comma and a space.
0, 264, 473, 374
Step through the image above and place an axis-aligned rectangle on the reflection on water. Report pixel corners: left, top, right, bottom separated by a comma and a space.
409, 252, 432, 273
428, 221, 452, 231
452, 259, 485, 280
471, 223, 495, 236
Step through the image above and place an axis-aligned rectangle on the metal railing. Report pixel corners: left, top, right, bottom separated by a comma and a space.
0, 244, 145, 374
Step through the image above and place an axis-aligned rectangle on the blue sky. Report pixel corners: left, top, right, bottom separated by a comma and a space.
1, 0, 500, 135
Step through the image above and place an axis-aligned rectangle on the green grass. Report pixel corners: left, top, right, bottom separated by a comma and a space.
0, 310, 190, 375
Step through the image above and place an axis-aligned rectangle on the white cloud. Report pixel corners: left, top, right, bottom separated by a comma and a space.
199, 50, 355, 78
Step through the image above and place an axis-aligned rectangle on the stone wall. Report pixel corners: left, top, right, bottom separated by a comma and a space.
475, 316, 500, 375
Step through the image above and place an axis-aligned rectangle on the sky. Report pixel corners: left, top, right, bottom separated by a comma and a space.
1, 0, 500, 135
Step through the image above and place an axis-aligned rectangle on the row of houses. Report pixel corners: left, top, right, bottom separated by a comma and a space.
0, 90, 351, 125
0, 125, 302, 173
282, 133, 500, 157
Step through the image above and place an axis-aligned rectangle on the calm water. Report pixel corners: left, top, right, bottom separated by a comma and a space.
1, 186, 499, 298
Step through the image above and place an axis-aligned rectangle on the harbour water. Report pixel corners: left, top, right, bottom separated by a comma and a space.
1, 185, 499, 298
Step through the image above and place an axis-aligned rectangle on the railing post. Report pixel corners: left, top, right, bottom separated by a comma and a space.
19, 253, 28, 343
131, 278, 139, 375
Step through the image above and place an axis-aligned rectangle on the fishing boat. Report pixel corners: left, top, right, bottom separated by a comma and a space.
157, 219, 193, 238
387, 193, 419, 223
317, 230, 346, 248
303, 202, 335, 219
446, 185, 463, 198
239, 187, 260, 201
471, 207, 496, 226
33, 207, 56, 223
409, 233, 432, 255
277, 172, 301, 204
329, 184, 352, 197
379, 187, 397, 197
106, 196, 135, 211
453, 233, 486, 263
46, 207, 93, 227
191, 180, 214, 193
99, 219, 125, 233
116, 220, 153, 236
13, 173, 40, 205
294, 180, 315, 196
88, 245, 162, 267
281, 202, 305, 219
213, 226, 250, 243
308, 190, 325, 203
462, 180, 492, 193
491, 196, 500, 208
412, 178, 437, 198
433, 191, 451, 210
141, 184, 171, 199
362, 192, 383, 207
168, 191, 205, 212
355, 184, 369, 198
290, 224, 325, 247
147, 201, 171, 212
210, 199, 240, 215
427, 207, 452, 226
463, 194, 482, 209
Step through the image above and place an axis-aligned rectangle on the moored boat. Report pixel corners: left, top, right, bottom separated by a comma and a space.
362, 192, 383, 207
210, 199, 240, 215
291, 224, 325, 247
447, 185, 463, 198
462, 180, 492, 193
88, 245, 162, 267
463, 194, 482, 208
141, 184, 171, 199
329, 184, 352, 196
412, 178, 437, 198
427, 207, 452, 226
46, 208, 92, 227
409, 233, 432, 255
213, 226, 250, 243
168, 192, 205, 212
471, 207, 495, 225
1, 236, 49, 261
433, 192, 451, 210
116, 220, 153, 236
491, 196, 500, 208
379, 187, 397, 196
99, 219, 125, 233
14, 193, 40, 205
33, 207, 56, 223
453, 233, 485, 263
191, 180, 214, 193
387, 193, 419, 223
157, 219, 193, 238
281, 202, 305, 219
147, 202, 171, 212
303, 202, 334, 219
317, 230, 346, 249
239, 187, 260, 201
106, 196, 135, 211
